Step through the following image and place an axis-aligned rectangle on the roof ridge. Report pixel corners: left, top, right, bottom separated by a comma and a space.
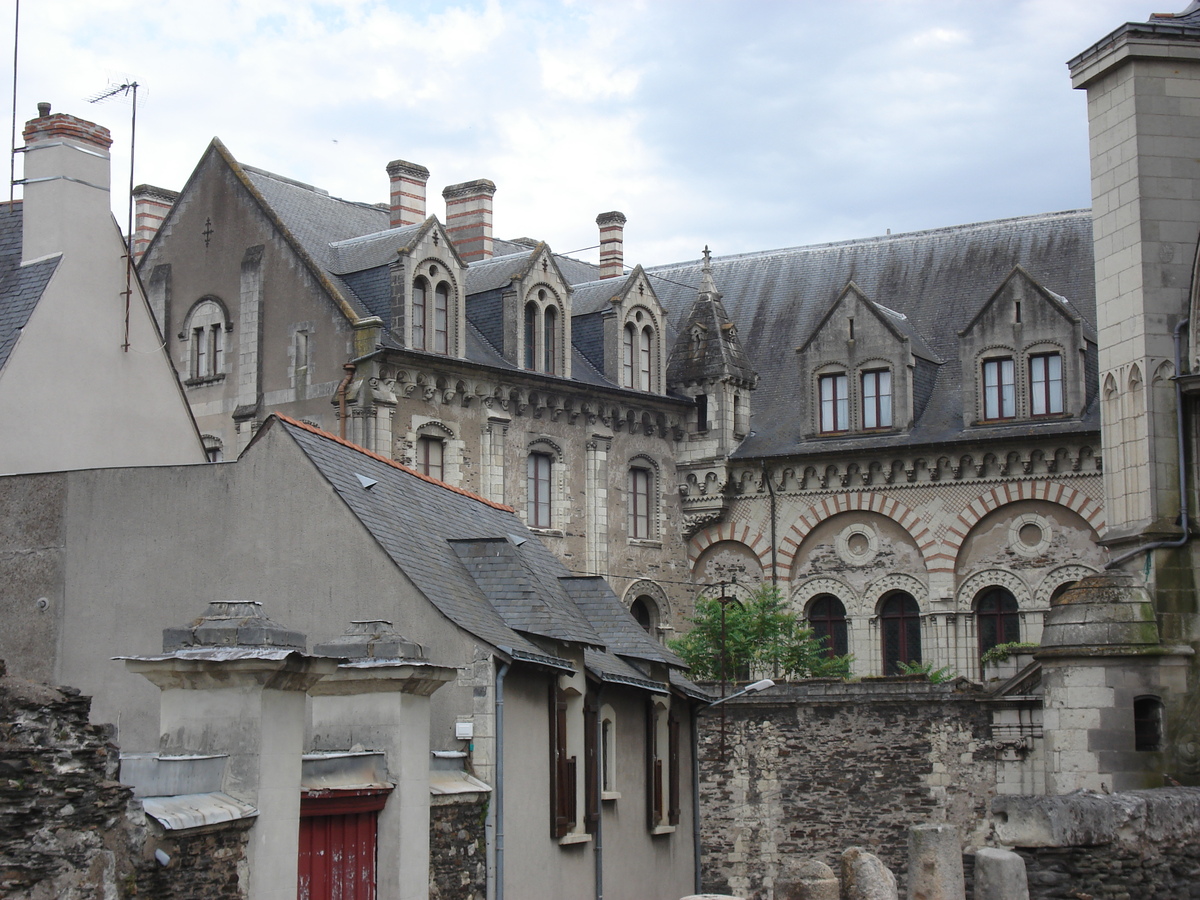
275, 413, 515, 512
647, 209, 1095, 270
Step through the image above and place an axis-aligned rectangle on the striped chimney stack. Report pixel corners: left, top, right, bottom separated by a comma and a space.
386, 159, 430, 228
132, 184, 179, 260
596, 211, 626, 279
443, 179, 496, 262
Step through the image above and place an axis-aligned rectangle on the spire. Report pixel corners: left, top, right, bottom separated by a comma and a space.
666, 247, 757, 389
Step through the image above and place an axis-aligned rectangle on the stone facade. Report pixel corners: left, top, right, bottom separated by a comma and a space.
697, 680, 996, 900
430, 795, 488, 900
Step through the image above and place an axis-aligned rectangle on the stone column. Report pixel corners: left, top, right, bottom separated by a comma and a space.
906, 823, 964, 900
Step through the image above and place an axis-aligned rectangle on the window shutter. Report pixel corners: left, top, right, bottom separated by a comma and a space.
645, 699, 657, 829
668, 707, 681, 825
584, 693, 599, 832
550, 685, 571, 838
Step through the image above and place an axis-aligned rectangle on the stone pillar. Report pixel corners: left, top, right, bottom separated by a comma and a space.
596, 211, 626, 279
311, 621, 456, 900
387, 159, 430, 228
126, 602, 335, 900
235, 245, 265, 452
973, 848, 1029, 900
585, 434, 611, 575
906, 823, 964, 900
443, 179, 496, 262
481, 414, 509, 505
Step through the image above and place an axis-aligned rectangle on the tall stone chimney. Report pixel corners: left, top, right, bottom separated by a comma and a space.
597, 211, 627, 279
132, 184, 178, 261
443, 179, 496, 262
386, 158, 430, 228
21, 102, 112, 265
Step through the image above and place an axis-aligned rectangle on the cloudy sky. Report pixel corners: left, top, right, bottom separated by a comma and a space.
4, 0, 1164, 266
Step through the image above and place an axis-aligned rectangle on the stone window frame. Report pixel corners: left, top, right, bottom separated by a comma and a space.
599, 702, 620, 800
178, 296, 232, 386
410, 259, 460, 356
526, 437, 566, 533
1133, 695, 1164, 752
201, 433, 224, 463
521, 284, 567, 376
877, 591, 922, 674
973, 586, 1021, 663
408, 419, 459, 485
626, 454, 661, 544
1008, 512, 1053, 559
817, 367, 850, 434
980, 353, 1017, 421
621, 304, 662, 393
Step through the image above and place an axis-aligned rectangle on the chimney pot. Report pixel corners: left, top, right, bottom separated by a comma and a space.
386, 158, 430, 229
36, 102, 50, 118
443, 179, 497, 262
597, 210, 627, 279
132, 184, 180, 261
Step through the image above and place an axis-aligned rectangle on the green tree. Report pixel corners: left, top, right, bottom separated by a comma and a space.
669, 584, 851, 681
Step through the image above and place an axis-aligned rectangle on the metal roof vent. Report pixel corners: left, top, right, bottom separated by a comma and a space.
355, 474, 378, 490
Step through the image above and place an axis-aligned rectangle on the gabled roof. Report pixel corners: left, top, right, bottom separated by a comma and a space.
570, 266, 658, 317
799, 281, 942, 364
959, 265, 1095, 342
0, 203, 59, 373
463, 243, 573, 298
648, 210, 1099, 457
559, 576, 684, 667
259, 415, 688, 684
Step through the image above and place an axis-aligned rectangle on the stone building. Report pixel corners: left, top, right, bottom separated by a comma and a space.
649, 216, 1107, 677
136, 136, 1112, 678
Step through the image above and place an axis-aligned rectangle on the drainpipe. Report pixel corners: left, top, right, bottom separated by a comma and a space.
691, 701, 702, 893
763, 461, 778, 587
336, 362, 356, 441
494, 660, 510, 900
1106, 317, 1191, 569
593, 685, 604, 900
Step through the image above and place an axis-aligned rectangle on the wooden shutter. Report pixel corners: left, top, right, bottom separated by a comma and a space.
645, 699, 660, 828
668, 707, 681, 825
584, 693, 599, 832
550, 685, 573, 838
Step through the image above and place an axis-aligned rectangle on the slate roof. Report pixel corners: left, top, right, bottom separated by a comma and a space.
266, 415, 695, 691
0, 202, 61, 373
1070, 2, 1200, 72
646, 210, 1099, 458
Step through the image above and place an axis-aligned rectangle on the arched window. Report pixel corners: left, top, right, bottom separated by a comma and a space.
975, 587, 1020, 660
524, 301, 538, 370
630, 595, 657, 633
807, 594, 848, 658
880, 592, 921, 674
412, 277, 428, 350
628, 467, 652, 539
182, 298, 229, 384
527, 451, 553, 528
433, 282, 450, 355
544, 305, 558, 374
623, 324, 636, 387
639, 326, 652, 390
416, 435, 444, 480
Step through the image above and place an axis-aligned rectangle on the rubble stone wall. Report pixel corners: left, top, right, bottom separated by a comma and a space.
430, 793, 488, 900
699, 678, 996, 900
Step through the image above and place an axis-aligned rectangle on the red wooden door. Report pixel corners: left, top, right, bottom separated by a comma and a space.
297, 791, 389, 900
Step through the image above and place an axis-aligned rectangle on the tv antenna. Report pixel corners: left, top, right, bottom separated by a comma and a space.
88, 78, 140, 351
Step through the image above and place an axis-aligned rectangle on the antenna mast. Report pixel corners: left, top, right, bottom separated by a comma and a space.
88, 80, 139, 351
9, 0, 18, 206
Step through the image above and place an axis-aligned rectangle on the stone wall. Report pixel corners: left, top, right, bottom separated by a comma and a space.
996, 787, 1200, 900
699, 678, 997, 900
430, 793, 488, 900
131, 817, 251, 899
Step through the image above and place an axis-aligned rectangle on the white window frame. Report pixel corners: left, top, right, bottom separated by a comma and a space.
819, 372, 849, 433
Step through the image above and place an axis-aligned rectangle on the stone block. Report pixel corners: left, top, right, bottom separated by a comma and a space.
973, 848, 1028, 900
776, 859, 838, 900
841, 847, 897, 900
906, 824, 964, 900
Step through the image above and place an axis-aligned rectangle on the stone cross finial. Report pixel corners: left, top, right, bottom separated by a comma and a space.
703, 245, 712, 268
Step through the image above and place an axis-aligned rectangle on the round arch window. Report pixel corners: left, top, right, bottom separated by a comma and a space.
807, 594, 848, 658
975, 587, 1020, 662
630, 595, 658, 634
880, 592, 921, 674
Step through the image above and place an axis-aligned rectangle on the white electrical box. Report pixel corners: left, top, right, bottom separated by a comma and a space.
455, 721, 474, 741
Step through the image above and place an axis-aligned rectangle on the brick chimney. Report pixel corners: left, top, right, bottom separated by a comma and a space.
386, 158, 430, 228
132, 184, 178, 260
597, 211, 627, 279
443, 179, 496, 262
21, 102, 113, 265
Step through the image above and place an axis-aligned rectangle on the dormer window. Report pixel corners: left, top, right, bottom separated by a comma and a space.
1030, 352, 1063, 416
411, 265, 454, 355
819, 372, 849, 433
861, 369, 892, 430
523, 288, 565, 375
982, 357, 1015, 420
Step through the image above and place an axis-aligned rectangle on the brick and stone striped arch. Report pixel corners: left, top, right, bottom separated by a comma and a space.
774, 493, 939, 575
944, 481, 1105, 572
687, 522, 772, 570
